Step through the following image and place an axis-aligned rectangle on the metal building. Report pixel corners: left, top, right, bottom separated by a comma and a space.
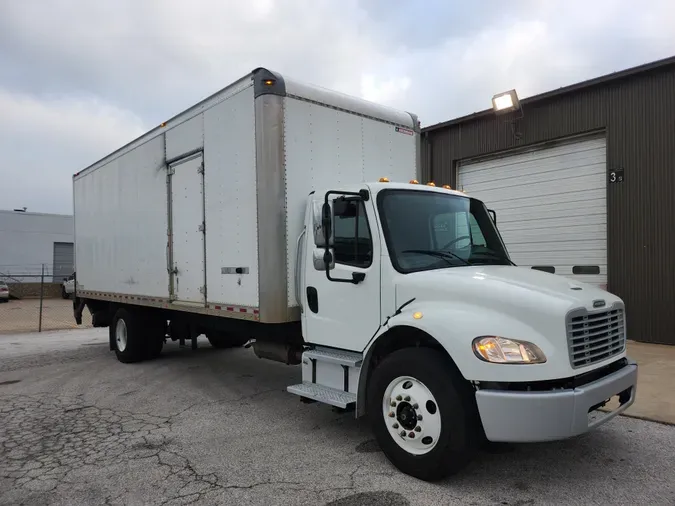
0, 210, 75, 283
421, 55, 675, 346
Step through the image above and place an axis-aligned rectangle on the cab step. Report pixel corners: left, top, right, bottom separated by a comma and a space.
287, 346, 363, 409
287, 382, 356, 408
302, 347, 362, 366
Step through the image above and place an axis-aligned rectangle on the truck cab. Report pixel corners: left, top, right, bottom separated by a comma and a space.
290, 179, 637, 480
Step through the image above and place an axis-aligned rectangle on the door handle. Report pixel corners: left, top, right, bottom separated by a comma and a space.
306, 286, 319, 314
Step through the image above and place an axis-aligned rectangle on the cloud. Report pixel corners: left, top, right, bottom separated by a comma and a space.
0, 89, 145, 214
1, 0, 674, 213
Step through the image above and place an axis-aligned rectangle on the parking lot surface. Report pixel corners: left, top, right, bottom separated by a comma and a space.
1, 329, 674, 505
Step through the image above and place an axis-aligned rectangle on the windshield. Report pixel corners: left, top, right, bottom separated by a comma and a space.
376, 189, 511, 273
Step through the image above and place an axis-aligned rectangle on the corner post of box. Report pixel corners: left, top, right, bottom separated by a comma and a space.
253, 68, 289, 323
408, 111, 422, 180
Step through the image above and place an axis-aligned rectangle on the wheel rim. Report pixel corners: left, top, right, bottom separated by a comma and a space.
115, 319, 128, 352
382, 376, 441, 455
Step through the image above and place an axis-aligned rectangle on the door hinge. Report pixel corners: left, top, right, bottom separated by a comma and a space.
167, 167, 175, 176
197, 163, 204, 175
198, 222, 205, 233
199, 285, 206, 295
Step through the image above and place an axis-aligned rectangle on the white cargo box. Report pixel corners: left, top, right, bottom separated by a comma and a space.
73, 68, 420, 324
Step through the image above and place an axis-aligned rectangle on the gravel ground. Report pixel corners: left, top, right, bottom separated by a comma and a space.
1, 329, 674, 505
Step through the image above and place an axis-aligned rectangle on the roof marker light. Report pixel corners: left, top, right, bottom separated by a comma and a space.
442, 184, 452, 190
409, 179, 419, 184
427, 182, 436, 187
379, 177, 390, 182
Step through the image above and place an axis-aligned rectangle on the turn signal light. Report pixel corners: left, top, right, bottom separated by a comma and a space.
264, 79, 275, 86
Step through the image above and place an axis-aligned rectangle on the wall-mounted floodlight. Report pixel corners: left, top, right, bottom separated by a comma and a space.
491, 89, 521, 115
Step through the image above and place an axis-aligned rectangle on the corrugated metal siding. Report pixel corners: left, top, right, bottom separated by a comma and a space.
422, 64, 675, 345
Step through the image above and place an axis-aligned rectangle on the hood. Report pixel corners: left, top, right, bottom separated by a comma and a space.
395, 265, 619, 317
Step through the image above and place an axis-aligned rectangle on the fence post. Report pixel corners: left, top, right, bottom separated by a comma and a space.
38, 264, 44, 332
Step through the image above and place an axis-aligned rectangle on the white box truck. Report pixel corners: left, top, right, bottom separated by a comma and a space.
72, 67, 638, 481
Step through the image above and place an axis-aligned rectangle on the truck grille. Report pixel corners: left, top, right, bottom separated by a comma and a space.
566, 307, 626, 369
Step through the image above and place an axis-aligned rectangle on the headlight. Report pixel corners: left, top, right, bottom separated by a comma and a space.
472, 336, 546, 364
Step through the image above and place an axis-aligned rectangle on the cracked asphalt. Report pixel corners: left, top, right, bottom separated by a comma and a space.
1, 329, 674, 505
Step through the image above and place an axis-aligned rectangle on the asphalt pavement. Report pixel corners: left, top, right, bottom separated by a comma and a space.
1, 329, 673, 505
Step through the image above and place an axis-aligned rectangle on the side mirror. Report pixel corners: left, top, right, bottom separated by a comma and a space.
312, 201, 334, 247
488, 209, 497, 225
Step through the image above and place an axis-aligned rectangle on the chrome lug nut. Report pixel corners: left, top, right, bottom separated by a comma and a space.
390, 401, 397, 407
415, 426, 421, 432
417, 414, 423, 421
404, 395, 411, 402
396, 395, 402, 401
412, 403, 419, 409
392, 423, 399, 429
388, 411, 395, 418
400, 431, 406, 437
408, 432, 415, 438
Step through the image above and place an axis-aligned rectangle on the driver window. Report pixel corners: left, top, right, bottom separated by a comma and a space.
468, 214, 487, 246
333, 200, 373, 268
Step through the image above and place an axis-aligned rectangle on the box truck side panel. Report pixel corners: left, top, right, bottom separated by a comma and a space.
203, 84, 259, 308
74, 135, 169, 298
166, 114, 203, 162
283, 96, 419, 307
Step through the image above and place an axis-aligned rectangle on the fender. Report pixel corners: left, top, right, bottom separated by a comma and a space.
355, 300, 567, 417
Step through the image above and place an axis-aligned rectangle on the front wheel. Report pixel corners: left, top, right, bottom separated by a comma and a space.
366, 348, 479, 481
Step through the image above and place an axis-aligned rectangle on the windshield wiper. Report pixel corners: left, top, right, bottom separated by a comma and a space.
470, 249, 516, 266
401, 249, 471, 266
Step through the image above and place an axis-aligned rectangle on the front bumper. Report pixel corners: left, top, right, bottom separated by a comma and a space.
475, 359, 638, 443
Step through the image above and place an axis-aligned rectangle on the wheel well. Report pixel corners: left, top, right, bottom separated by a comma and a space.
356, 325, 468, 418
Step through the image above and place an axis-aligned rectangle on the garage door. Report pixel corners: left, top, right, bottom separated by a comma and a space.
52, 242, 74, 283
457, 136, 607, 288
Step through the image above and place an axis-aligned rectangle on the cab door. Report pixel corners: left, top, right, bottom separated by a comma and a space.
301, 190, 382, 351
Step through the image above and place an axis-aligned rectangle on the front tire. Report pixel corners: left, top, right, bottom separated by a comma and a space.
111, 308, 144, 363
366, 348, 479, 481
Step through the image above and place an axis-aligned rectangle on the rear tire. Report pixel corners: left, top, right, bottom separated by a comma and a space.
366, 347, 479, 481
111, 308, 144, 363
206, 331, 249, 349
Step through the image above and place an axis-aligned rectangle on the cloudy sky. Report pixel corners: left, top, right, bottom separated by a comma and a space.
1, 0, 674, 214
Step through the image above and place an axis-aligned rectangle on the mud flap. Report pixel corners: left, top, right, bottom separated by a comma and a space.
73, 297, 85, 325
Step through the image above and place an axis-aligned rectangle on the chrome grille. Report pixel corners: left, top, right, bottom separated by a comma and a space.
566, 307, 626, 369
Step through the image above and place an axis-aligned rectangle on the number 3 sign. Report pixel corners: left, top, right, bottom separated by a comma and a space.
609, 168, 624, 183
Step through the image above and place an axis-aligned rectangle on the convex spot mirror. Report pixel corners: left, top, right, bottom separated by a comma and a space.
312, 200, 334, 247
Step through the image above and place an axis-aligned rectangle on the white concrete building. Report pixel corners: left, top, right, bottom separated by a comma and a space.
0, 210, 74, 283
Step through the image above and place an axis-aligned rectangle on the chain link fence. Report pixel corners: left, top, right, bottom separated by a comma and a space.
0, 264, 92, 335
